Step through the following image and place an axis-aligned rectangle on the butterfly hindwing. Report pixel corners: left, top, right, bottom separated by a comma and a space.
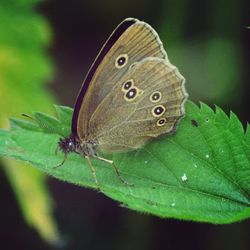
88, 58, 186, 153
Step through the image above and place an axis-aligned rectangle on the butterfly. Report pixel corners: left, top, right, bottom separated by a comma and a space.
57, 18, 188, 188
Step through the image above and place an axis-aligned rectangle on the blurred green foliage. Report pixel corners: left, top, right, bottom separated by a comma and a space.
158, 0, 243, 105
0, 0, 60, 245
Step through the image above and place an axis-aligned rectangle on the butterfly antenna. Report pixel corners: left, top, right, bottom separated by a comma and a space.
22, 113, 51, 132
22, 113, 60, 135
21, 113, 36, 122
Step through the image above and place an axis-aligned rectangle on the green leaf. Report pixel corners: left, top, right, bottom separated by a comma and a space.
0, 101, 249, 224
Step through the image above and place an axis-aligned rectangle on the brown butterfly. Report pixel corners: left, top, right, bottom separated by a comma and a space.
57, 18, 188, 187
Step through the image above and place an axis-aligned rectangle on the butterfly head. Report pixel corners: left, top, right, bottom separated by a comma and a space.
58, 135, 78, 154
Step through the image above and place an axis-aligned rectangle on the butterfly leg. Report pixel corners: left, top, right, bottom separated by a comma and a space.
85, 156, 100, 189
96, 156, 133, 186
54, 153, 67, 168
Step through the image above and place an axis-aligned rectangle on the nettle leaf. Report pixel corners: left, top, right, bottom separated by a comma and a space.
0, 101, 249, 224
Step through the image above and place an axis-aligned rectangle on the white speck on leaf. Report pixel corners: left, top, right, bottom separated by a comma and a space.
144, 160, 148, 164
171, 202, 176, 207
194, 164, 198, 168
206, 154, 210, 159
181, 173, 188, 182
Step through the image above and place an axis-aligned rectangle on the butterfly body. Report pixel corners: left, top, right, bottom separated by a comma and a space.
57, 18, 188, 186
58, 136, 98, 157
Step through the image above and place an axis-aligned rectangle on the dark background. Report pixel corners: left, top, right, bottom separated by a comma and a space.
1, 0, 250, 249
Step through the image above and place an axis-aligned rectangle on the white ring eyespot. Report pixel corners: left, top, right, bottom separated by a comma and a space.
121, 79, 134, 92
152, 105, 166, 117
115, 54, 128, 68
124, 88, 137, 101
150, 91, 162, 103
124, 87, 144, 102
157, 118, 167, 126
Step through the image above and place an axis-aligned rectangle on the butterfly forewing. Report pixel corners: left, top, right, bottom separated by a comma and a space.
73, 18, 168, 140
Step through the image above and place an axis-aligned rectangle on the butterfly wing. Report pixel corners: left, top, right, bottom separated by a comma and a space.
88, 57, 187, 153
72, 18, 168, 139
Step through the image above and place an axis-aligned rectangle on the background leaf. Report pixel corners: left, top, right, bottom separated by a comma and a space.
0, 0, 61, 244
